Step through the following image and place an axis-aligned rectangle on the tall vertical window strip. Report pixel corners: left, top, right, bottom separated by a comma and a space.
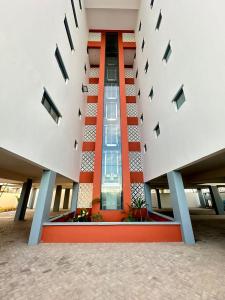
71, 0, 78, 28
55, 46, 69, 81
173, 87, 186, 110
42, 90, 61, 124
163, 42, 172, 62
156, 11, 162, 30
79, 0, 82, 10
64, 17, 74, 51
150, 0, 155, 8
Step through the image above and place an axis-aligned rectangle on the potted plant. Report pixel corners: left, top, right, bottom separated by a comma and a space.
73, 209, 89, 222
131, 198, 148, 222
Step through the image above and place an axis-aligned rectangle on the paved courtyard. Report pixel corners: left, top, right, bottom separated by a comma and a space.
0, 209, 225, 300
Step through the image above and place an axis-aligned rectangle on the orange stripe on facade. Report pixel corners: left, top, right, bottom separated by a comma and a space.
85, 117, 97, 125
130, 172, 144, 183
118, 32, 132, 212
127, 117, 139, 125
88, 41, 101, 48
79, 172, 94, 183
87, 96, 98, 103
125, 78, 134, 84
89, 78, 99, 84
82, 142, 95, 152
129, 142, 141, 152
126, 96, 136, 103
123, 42, 136, 49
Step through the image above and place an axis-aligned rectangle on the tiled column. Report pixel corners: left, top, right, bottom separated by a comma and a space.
167, 171, 195, 244
14, 179, 32, 221
28, 170, 56, 245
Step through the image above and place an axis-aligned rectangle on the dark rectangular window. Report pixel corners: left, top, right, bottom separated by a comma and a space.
64, 17, 74, 51
163, 42, 172, 62
150, 0, 155, 8
144, 60, 149, 73
136, 69, 138, 78
140, 113, 144, 123
139, 21, 142, 31
138, 89, 141, 97
79, 0, 82, 10
156, 11, 162, 30
173, 87, 186, 110
154, 123, 160, 137
78, 108, 82, 118
149, 87, 154, 100
74, 139, 78, 150
141, 39, 145, 52
42, 89, 61, 124
55, 46, 69, 81
144, 144, 147, 153
71, 0, 78, 28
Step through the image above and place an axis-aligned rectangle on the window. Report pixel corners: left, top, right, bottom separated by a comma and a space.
139, 21, 142, 31
140, 113, 144, 123
71, 0, 78, 28
55, 46, 69, 82
136, 69, 138, 78
105, 125, 118, 146
163, 42, 172, 63
134, 52, 136, 60
64, 17, 74, 51
41, 89, 61, 124
154, 123, 160, 137
150, 0, 155, 8
144, 144, 147, 153
156, 11, 162, 30
84, 64, 87, 74
144, 60, 149, 73
74, 140, 78, 150
141, 39, 145, 52
78, 108, 82, 119
149, 87, 154, 100
173, 86, 186, 110
138, 89, 141, 97
79, 0, 82, 10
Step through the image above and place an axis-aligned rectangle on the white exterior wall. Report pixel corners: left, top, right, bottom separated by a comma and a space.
0, 0, 89, 182
135, 0, 225, 181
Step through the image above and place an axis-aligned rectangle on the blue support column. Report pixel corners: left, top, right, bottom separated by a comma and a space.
28, 188, 37, 209
197, 188, 206, 208
144, 183, 153, 212
155, 189, 162, 209
71, 182, 79, 212
14, 179, 32, 221
53, 185, 62, 212
63, 188, 70, 209
167, 171, 195, 244
28, 170, 56, 245
209, 186, 224, 215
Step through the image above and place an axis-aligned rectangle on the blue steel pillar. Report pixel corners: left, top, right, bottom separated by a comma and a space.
209, 186, 224, 215
155, 189, 162, 209
167, 171, 195, 244
71, 182, 79, 212
197, 188, 206, 208
14, 179, 32, 221
63, 188, 70, 209
144, 183, 153, 212
28, 170, 56, 245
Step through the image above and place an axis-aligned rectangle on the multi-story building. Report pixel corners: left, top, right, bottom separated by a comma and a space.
1, 0, 225, 245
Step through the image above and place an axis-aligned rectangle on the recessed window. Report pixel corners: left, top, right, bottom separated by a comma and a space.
79, 0, 82, 10
173, 87, 186, 110
78, 108, 82, 119
139, 21, 142, 31
150, 0, 155, 8
71, 0, 78, 28
154, 123, 160, 137
136, 69, 138, 78
144, 60, 149, 73
144, 144, 147, 153
138, 89, 141, 97
140, 113, 144, 123
84, 64, 87, 74
64, 16, 74, 52
87, 46, 89, 54
149, 87, 154, 100
141, 39, 145, 52
163, 42, 172, 63
55, 46, 69, 82
156, 11, 162, 30
134, 52, 136, 60
41, 89, 61, 124
74, 140, 78, 150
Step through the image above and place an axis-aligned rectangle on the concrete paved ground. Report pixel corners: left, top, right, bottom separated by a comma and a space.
0, 209, 225, 300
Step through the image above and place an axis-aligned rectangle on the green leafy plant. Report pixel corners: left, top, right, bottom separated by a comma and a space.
131, 197, 147, 222
73, 209, 89, 222
91, 212, 103, 222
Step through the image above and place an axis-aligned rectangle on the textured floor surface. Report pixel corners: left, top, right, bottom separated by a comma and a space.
0, 209, 225, 300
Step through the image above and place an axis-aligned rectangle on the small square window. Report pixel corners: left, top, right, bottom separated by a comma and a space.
149, 87, 154, 100
156, 11, 162, 30
141, 39, 145, 52
78, 108, 82, 119
136, 69, 138, 78
144, 144, 147, 153
42, 89, 61, 124
150, 0, 155, 8
144, 60, 149, 73
140, 113, 144, 123
154, 123, 160, 137
138, 89, 141, 97
84, 64, 87, 74
74, 139, 78, 150
139, 21, 142, 31
163, 42, 172, 63
173, 87, 186, 110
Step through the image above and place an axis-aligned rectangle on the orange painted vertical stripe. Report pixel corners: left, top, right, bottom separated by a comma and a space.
92, 33, 106, 201
118, 32, 131, 211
